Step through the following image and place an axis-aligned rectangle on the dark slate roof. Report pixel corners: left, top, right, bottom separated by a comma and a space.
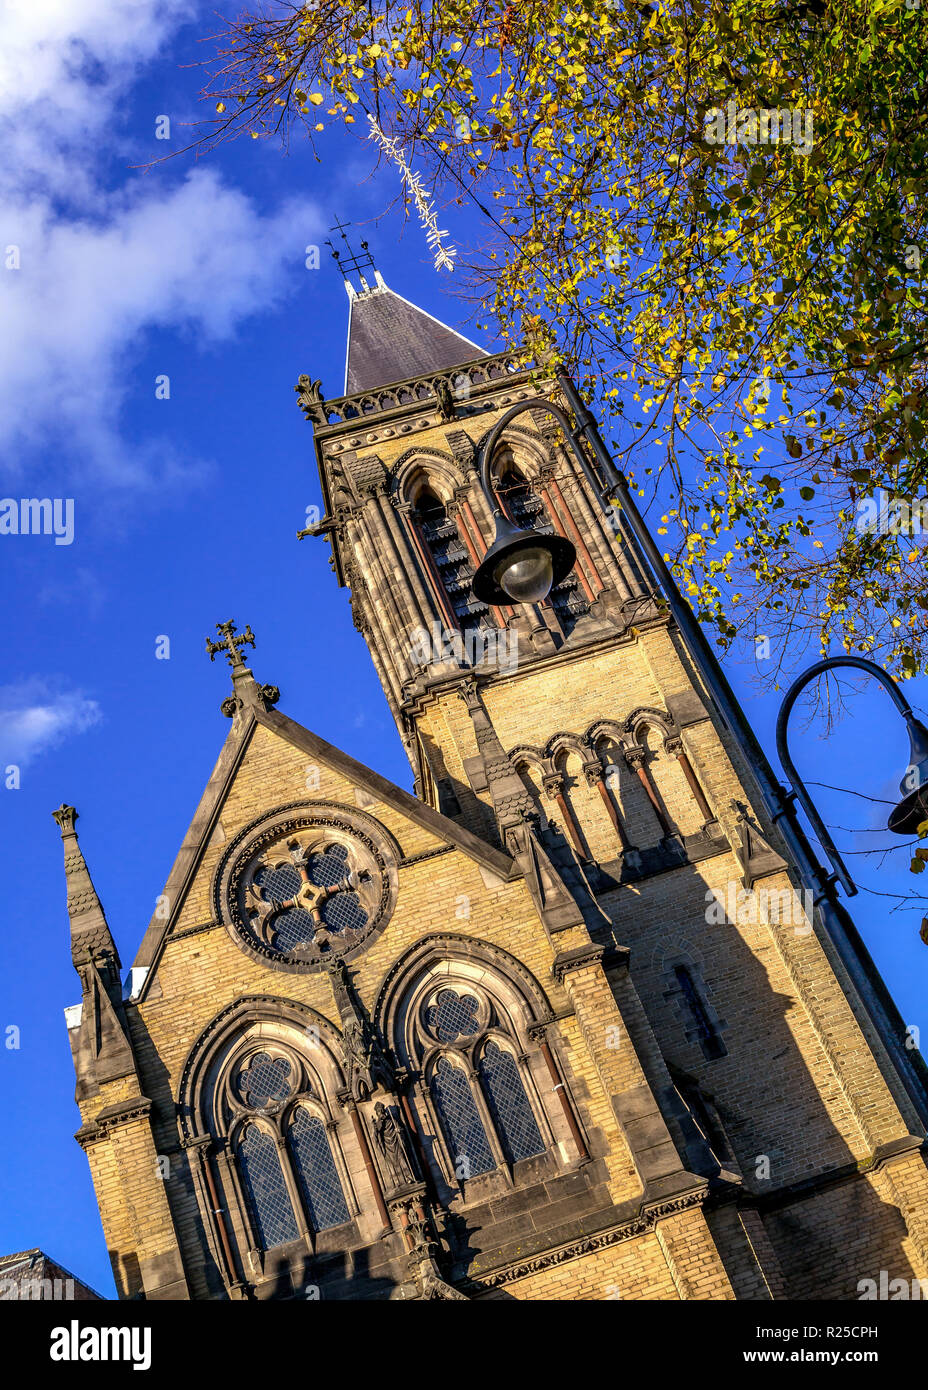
345, 283, 487, 394
0, 1248, 104, 1299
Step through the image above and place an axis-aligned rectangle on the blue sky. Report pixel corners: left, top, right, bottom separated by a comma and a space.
0, 1, 925, 1300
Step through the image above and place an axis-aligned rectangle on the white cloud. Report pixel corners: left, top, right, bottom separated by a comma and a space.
0, 0, 322, 481
0, 680, 102, 768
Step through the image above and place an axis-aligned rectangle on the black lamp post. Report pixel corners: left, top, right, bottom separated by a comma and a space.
470, 365, 928, 1125
776, 656, 928, 900
472, 398, 579, 605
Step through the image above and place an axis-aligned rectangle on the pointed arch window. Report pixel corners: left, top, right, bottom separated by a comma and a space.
412, 488, 493, 635
237, 1124, 300, 1251
227, 1047, 352, 1253
496, 466, 589, 631
288, 1107, 350, 1232
431, 1057, 496, 1177
673, 966, 727, 1061
479, 1041, 545, 1163
415, 985, 547, 1183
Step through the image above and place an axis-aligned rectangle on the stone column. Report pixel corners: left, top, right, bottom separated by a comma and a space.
581, 757, 634, 854
665, 734, 717, 829
625, 746, 674, 840
543, 772, 591, 861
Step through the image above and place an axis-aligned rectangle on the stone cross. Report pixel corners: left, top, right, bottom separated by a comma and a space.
205, 620, 256, 673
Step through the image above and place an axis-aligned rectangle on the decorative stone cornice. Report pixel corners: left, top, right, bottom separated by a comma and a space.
75, 1096, 153, 1148
301, 353, 523, 433
551, 943, 606, 984
459, 1186, 708, 1292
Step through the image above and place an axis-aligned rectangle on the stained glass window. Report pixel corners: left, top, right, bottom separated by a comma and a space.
271, 907, 318, 952
254, 862, 316, 951
307, 843, 351, 887
239, 1053, 292, 1109
238, 1125, 300, 1250
255, 862, 301, 903
309, 844, 368, 935
479, 1042, 544, 1163
426, 989, 480, 1044
288, 1108, 350, 1232
431, 1058, 495, 1177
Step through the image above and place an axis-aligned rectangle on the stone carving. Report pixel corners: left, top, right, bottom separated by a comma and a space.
372, 1101, 417, 1188
294, 375, 329, 427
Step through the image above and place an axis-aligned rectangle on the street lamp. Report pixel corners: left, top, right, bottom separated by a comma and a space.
472, 400, 577, 605
470, 365, 928, 1125
472, 512, 575, 605
776, 657, 928, 891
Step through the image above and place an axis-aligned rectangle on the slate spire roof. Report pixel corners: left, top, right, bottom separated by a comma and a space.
342, 270, 487, 395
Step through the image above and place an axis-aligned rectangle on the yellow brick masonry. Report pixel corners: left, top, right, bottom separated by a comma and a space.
100, 716, 692, 1295
415, 626, 922, 1165
82, 1111, 185, 1299
81, 644, 928, 1298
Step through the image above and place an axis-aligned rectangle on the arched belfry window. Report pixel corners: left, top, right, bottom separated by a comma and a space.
496, 466, 589, 632
411, 487, 493, 635
377, 945, 588, 1198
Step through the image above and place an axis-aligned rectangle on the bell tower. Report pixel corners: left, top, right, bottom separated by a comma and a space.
296, 245, 665, 836
291, 241, 928, 1299
54, 236, 928, 1305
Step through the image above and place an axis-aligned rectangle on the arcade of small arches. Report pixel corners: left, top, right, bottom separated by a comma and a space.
508, 709, 718, 866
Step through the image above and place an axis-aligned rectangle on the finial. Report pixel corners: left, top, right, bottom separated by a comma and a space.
206, 620, 256, 674
205, 620, 279, 717
53, 803, 78, 836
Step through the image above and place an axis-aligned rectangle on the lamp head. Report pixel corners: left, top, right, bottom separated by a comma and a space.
887, 715, 928, 835
472, 513, 576, 606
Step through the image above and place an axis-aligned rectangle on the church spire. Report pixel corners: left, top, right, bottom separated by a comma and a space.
52, 804, 138, 1094
325, 223, 486, 394
52, 804, 120, 982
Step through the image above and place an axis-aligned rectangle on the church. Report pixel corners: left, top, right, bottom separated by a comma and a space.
55, 245, 928, 1300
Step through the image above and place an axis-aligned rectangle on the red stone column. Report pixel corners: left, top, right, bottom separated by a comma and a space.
625, 747, 674, 839
666, 736, 716, 826
543, 773, 592, 860
582, 758, 633, 853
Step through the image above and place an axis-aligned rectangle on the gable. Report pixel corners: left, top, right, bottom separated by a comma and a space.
130, 705, 514, 997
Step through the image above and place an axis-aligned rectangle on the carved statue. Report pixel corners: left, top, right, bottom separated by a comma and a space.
372, 1101, 416, 1188
434, 377, 456, 422
342, 1019, 374, 1098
